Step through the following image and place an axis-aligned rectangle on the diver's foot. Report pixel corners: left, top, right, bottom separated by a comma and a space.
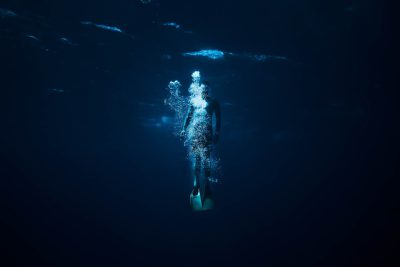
202, 196, 214, 210
192, 185, 200, 196
203, 183, 212, 198
201, 183, 214, 210
190, 187, 203, 211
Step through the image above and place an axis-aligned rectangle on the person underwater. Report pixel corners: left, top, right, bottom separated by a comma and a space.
180, 76, 221, 211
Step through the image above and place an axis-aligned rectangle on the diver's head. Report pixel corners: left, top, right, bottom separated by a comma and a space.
192, 71, 201, 84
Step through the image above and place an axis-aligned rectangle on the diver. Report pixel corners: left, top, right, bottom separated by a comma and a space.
180, 81, 221, 210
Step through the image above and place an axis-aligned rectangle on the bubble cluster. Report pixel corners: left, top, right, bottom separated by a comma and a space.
165, 71, 221, 184
164, 80, 188, 135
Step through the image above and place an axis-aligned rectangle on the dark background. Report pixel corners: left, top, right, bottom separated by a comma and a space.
0, 0, 398, 266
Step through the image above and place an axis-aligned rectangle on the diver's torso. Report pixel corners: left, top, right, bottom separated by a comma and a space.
190, 97, 217, 144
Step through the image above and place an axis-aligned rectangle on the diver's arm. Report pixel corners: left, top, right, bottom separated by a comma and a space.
214, 101, 221, 142
183, 105, 194, 131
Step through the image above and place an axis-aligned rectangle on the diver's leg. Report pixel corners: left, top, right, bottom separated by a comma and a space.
201, 146, 214, 210
204, 146, 211, 184
202, 147, 212, 195
190, 151, 203, 211
192, 153, 201, 195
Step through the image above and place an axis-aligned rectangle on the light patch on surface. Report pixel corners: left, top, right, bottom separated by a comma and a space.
231, 52, 288, 62
59, 37, 78, 46
81, 21, 135, 39
245, 53, 288, 62
24, 34, 40, 41
182, 49, 287, 62
0, 7, 17, 18
23, 33, 51, 52
162, 22, 181, 29
81, 21, 123, 33
182, 49, 225, 60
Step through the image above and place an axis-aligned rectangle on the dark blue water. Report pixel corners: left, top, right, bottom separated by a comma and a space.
1, 1, 398, 266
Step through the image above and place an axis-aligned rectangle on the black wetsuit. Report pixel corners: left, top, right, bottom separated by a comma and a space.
183, 96, 221, 193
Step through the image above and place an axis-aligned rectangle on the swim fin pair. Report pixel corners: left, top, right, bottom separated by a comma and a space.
189, 188, 214, 211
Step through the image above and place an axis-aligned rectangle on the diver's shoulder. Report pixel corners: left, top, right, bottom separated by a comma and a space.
207, 96, 219, 105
